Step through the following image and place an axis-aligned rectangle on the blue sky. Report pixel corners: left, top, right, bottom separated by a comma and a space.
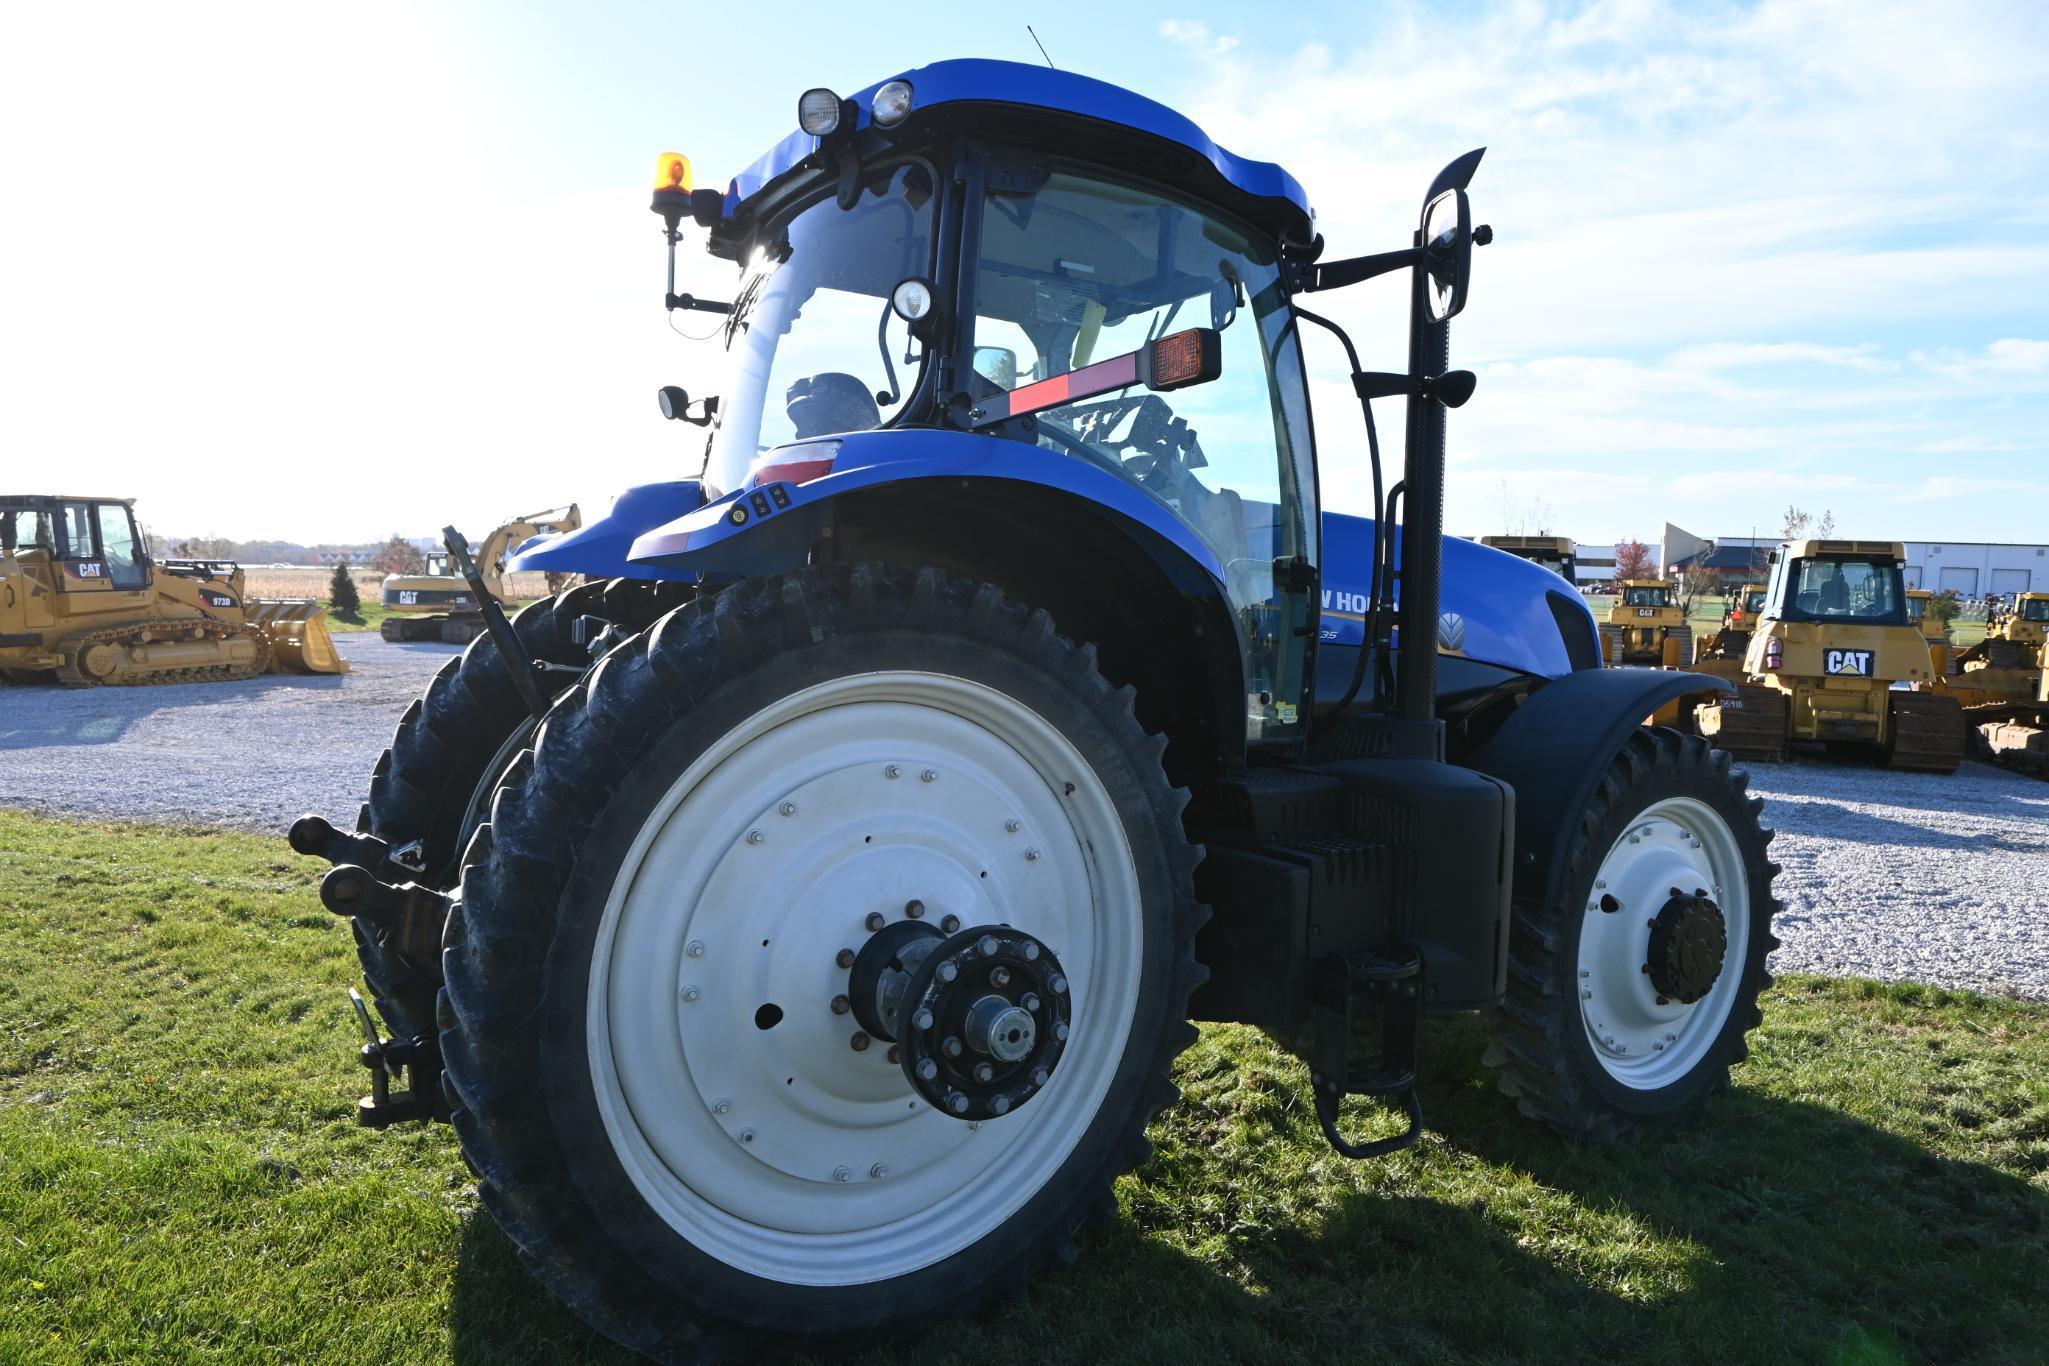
2, 1, 2044, 545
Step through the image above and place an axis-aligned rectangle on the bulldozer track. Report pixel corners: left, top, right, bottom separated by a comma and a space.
54, 622, 272, 688
1965, 701, 2049, 779
1962, 639, 2032, 671
1885, 691, 1965, 773
1697, 685, 1788, 762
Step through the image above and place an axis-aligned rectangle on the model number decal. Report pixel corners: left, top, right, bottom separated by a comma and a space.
203, 592, 236, 608
1824, 649, 1874, 677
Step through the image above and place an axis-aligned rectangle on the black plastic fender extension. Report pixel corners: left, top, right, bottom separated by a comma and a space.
1464, 668, 1734, 909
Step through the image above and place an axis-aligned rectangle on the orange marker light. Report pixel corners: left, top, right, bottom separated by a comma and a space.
1149, 328, 1222, 391
654, 152, 693, 193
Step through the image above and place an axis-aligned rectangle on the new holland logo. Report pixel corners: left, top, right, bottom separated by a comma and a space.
1825, 649, 1874, 677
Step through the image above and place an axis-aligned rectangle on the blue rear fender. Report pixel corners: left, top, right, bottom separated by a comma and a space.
507, 481, 704, 584
627, 428, 1229, 588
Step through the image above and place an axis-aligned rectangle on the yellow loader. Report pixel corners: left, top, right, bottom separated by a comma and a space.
1, 494, 347, 686
381, 504, 581, 644
1601, 578, 1691, 666
1694, 539, 1961, 771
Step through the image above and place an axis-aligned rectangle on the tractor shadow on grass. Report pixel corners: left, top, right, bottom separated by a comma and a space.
444, 1016, 2048, 1366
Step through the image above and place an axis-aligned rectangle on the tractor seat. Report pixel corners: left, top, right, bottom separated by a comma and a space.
1819, 578, 1849, 613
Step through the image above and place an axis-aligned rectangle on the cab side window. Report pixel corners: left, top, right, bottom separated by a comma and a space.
97, 504, 147, 590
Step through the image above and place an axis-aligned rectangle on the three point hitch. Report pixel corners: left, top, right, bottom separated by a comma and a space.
1309, 946, 1425, 1159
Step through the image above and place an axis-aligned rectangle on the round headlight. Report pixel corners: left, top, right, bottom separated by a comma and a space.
890, 277, 934, 322
871, 80, 914, 128
658, 385, 689, 420
797, 88, 842, 137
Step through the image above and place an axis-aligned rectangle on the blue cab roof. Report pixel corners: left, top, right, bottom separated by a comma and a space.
726, 58, 1313, 230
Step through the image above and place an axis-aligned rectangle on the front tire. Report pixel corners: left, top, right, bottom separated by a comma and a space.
1485, 728, 1780, 1140
437, 564, 1206, 1360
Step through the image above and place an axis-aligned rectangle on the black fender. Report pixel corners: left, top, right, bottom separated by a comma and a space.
1465, 668, 1734, 908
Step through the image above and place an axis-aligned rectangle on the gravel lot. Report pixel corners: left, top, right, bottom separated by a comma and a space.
4, 640, 2045, 999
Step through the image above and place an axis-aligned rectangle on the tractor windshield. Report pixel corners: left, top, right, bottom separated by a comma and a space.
703, 161, 940, 497
1623, 586, 1670, 607
1785, 557, 1905, 624
2021, 598, 2049, 623
968, 166, 1317, 735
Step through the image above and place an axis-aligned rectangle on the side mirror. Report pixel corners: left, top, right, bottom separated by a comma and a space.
972, 346, 1019, 390
1421, 188, 1472, 322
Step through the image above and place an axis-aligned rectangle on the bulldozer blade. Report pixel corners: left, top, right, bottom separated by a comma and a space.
1967, 702, 2049, 778
247, 599, 350, 675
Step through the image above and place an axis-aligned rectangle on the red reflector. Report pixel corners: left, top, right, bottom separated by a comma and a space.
744, 440, 839, 490
1148, 328, 1221, 392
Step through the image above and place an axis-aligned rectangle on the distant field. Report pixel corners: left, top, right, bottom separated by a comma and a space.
233, 567, 555, 633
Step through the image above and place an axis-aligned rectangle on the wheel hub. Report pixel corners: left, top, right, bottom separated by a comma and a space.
849, 919, 1071, 1121
1645, 889, 1727, 1005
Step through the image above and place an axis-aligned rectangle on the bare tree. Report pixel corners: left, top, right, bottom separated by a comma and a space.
1496, 480, 1559, 536
1675, 564, 1720, 618
375, 534, 426, 575
1781, 505, 1811, 540
1815, 509, 1836, 538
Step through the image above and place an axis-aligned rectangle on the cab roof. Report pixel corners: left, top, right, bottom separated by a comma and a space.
726, 58, 1314, 238
1785, 538, 1905, 561
1, 494, 133, 510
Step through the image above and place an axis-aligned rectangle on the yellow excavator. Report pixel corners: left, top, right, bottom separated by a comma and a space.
1601, 578, 1691, 667
1694, 539, 1961, 771
380, 504, 581, 644
1477, 534, 1578, 583
1, 494, 347, 686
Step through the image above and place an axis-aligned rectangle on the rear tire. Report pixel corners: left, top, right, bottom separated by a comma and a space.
436, 564, 1205, 1361
350, 579, 691, 1041
1484, 728, 1780, 1140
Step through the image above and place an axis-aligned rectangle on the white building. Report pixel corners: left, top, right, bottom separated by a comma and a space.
1662, 523, 2049, 599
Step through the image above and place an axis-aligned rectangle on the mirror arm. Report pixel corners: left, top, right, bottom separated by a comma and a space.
666, 293, 734, 314
1289, 246, 1419, 294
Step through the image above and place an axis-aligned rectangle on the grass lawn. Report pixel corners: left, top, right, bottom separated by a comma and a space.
2, 810, 2044, 1364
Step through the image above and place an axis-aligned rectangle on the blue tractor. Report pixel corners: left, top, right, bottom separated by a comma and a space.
291, 60, 1778, 1362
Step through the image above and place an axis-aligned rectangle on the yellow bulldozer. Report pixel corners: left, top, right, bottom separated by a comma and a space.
1694, 539, 1961, 771
1689, 582, 1765, 685
1, 494, 347, 686
1477, 534, 1578, 583
1954, 591, 2048, 675
380, 504, 581, 644
1906, 588, 1953, 674
1600, 578, 1691, 667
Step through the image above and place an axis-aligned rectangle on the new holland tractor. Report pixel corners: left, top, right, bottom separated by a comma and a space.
288, 62, 1780, 1362
1602, 578, 1691, 666
1695, 540, 1963, 770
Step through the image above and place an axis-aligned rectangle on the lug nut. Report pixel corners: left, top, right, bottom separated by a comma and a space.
681, 985, 701, 1002
905, 899, 925, 918
917, 1059, 939, 1081
943, 1036, 963, 1058
865, 912, 887, 932
1025, 847, 1041, 862
831, 995, 852, 1016
973, 1062, 995, 1083
913, 1008, 935, 1031
948, 1093, 970, 1115
977, 935, 998, 957
940, 914, 961, 933
1021, 992, 1040, 1011
885, 764, 900, 780
746, 829, 764, 846
779, 801, 797, 817
740, 1128, 756, 1143
1048, 974, 1067, 994
938, 962, 958, 983
991, 967, 1012, 988
1054, 1022, 1069, 1042
1031, 1069, 1048, 1087
850, 1032, 871, 1052
687, 940, 706, 958
1005, 818, 1021, 833
991, 1095, 1011, 1115
886, 1045, 900, 1064
836, 948, 856, 969
870, 1164, 888, 1179
714, 1099, 732, 1115
1023, 942, 1040, 961
921, 769, 938, 783
833, 1166, 851, 1183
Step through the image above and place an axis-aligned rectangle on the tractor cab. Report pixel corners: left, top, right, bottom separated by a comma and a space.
1479, 534, 1578, 584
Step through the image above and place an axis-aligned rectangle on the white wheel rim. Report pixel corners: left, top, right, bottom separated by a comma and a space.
1576, 796, 1750, 1088
587, 670, 1142, 1286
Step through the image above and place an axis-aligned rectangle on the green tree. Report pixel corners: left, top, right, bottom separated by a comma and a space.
328, 558, 361, 615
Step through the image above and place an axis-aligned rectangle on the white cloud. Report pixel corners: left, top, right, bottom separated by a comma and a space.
1157, 20, 1239, 56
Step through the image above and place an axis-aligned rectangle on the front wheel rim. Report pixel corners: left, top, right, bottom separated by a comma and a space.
1576, 796, 1751, 1088
586, 670, 1142, 1286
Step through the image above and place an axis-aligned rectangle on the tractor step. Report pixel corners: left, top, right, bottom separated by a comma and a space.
1307, 946, 1424, 1159
346, 988, 445, 1128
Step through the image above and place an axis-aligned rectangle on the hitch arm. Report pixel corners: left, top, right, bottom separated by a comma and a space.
442, 525, 551, 722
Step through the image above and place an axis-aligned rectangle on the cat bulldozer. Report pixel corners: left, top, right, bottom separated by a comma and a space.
1690, 582, 1766, 686
1906, 588, 1953, 674
1602, 578, 1691, 666
287, 62, 1782, 1362
1952, 591, 2048, 685
380, 504, 581, 644
1695, 540, 1961, 770
1477, 533, 1577, 583
0, 494, 347, 686
1961, 644, 2049, 776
